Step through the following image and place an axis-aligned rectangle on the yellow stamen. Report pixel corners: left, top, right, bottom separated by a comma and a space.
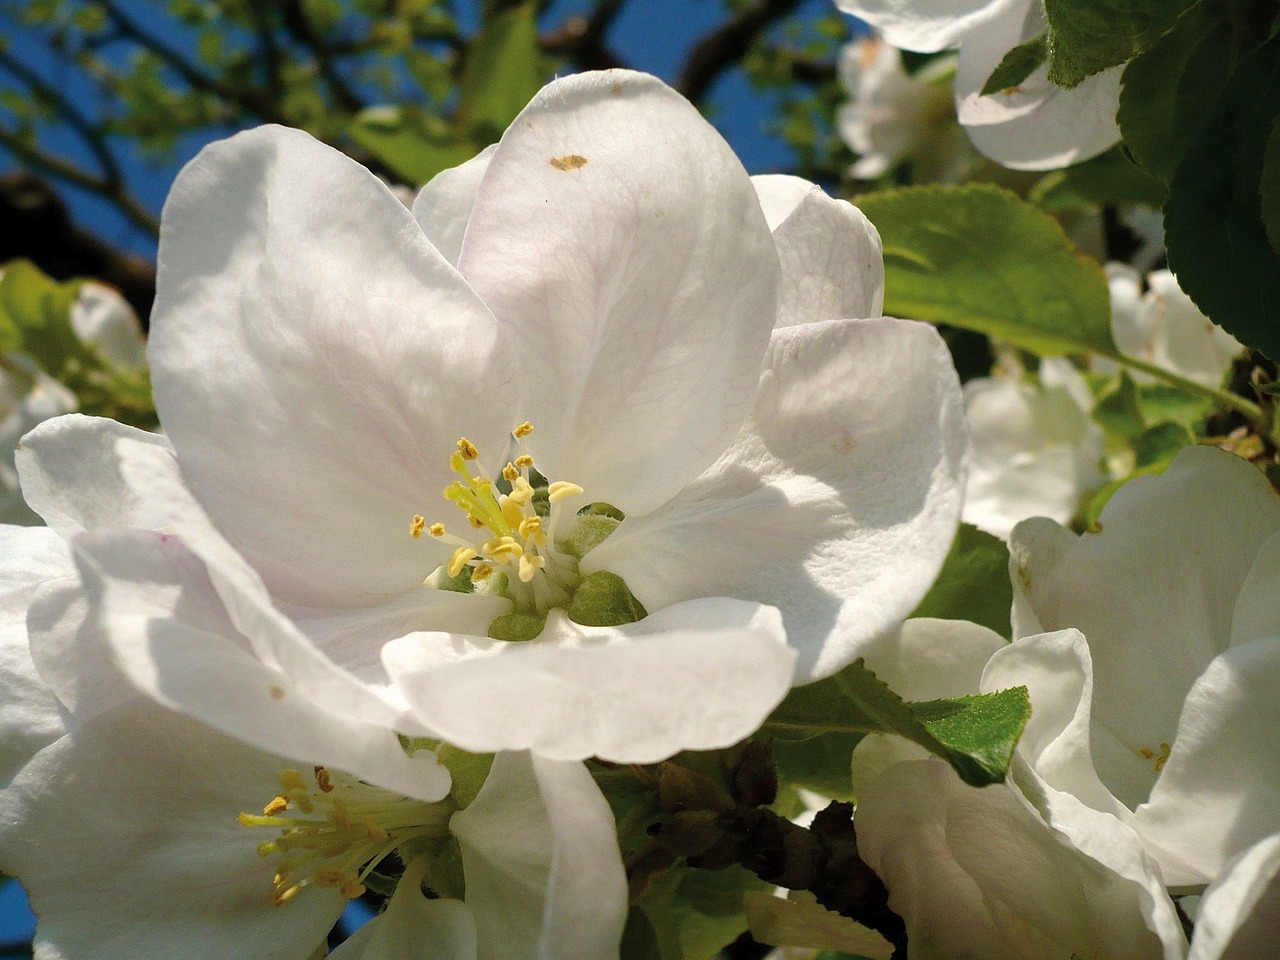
519, 553, 546, 583
514, 455, 534, 468
468, 514, 485, 528
472, 563, 494, 581
518, 515, 546, 545
514, 421, 534, 438
502, 462, 520, 482
500, 496, 526, 530
263, 796, 289, 816
508, 477, 535, 505
448, 547, 478, 577
410, 515, 426, 539
548, 481, 584, 504
457, 438, 479, 460
482, 536, 523, 565
429, 523, 446, 538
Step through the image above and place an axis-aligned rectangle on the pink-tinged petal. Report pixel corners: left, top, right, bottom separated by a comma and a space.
73, 528, 450, 801
834, 0, 1023, 52
767, 183, 884, 326
1008, 446, 1280, 806
329, 897, 477, 960
953, 2, 1121, 170
1135, 640, 1280, 888
586, 317, 966, 682
459, 70, 779, 515
412, 144, 496, 267
452, 754, 626, 960
383, 599, 794, 763
0, 525, 70, 782
858, 757, 1185, 960
0, 700, 344, 960
1188, 833, 1280, 960
150, 124, 514, 606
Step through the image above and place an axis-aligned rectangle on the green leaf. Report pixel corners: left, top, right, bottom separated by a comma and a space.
765, 661, 1029, 787
1262, 117, 1280, 259
857, 185, 1115, 356
456, 2, 543, 142
0, 259, 89, 374
1133, 421, 1192, 468
1030, 146, 1167, 212
1118, 0, 1274, 184
1042, 0, 1197, 88
834, 661, 1028, 787
435, 743, 494, 809
1092, 371, 1146, 440
910, 523, 1012, 638
1135, 383, 1214, 430
981, 32, 1047, 96
348, 107, 478, 187
772, 732, 860, 802
1164, 32, 1280, 359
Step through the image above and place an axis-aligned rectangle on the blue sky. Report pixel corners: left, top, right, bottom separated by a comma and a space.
2, 0, 844, 258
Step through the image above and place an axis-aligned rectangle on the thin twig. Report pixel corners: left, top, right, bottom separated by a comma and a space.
540, 0, 631, 71
676, 0, 805, 103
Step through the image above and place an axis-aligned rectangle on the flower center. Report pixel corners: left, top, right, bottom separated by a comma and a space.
1137, 741, 1171, 772
239, 767, 454, 906
412, 422, 586, 616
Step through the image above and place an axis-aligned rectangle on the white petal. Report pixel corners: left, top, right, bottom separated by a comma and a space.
962, 358, 1105, 539
752, 173, 819, 230
150, 124, 514, 606
329, 896, 477, 960
383, 599, 794, 763
1188, 833, 1280, 960
459, 70, 779, 515
982, 629, 1129, 820
953, 3, 1121, 170
1135, 640, 1280, 887
1, 364, 77, 525
412, 144, 497, 267
586, 317, 966, 682
74, 528, 450, 801
0, 700, 344, 960
834, 0, 1023, 52
1008, 445, 1280, 806
767, 183, 884, 326
451, 753, 626, 960
0, 526, 70, 782
70, 282, 147, 370
858, 757, 1185, 960
1230, 528, 1280, 647
16, 414, 178, 536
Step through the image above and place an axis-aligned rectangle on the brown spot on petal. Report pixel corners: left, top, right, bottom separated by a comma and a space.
550, 154, 588, 171
269, 685, 286, 700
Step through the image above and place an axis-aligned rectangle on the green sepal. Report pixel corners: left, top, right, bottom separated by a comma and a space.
567, 570, 648, 627
562, 513, 622, 559
981, 32, 1047, 96
487, 610, 547, 642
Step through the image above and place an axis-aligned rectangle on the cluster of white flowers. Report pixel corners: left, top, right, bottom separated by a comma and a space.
0, 70, 968, 958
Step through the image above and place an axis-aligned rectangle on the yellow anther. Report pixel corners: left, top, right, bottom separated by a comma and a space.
472, 563, 494, 581
518, 553, 546, 583
448, 547, 478, 577
508, 477, 535, 505
468, 514, 485, 528
274, 885, 301, 906
518, 515, 546, 545
429, 523, 446, 537
410, 515, 426, 539
482, 536, 524, 564
1155, 743, 1170, 772
514, 454, 534, 468
500, 496, 526, 530
514, 421, 534, 438
263, 796, 289, 816
457, 438, 479, 460
548, 481, 584, 504
314, 768, 333, 793
502, 462, 520, 482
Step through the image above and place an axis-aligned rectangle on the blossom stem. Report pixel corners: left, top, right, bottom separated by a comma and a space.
1097, 349, 1269, 431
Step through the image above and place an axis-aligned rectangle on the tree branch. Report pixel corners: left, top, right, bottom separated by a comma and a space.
675, 0, 806, 104
276, 0, 366, 114
540, 0, 631, 72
